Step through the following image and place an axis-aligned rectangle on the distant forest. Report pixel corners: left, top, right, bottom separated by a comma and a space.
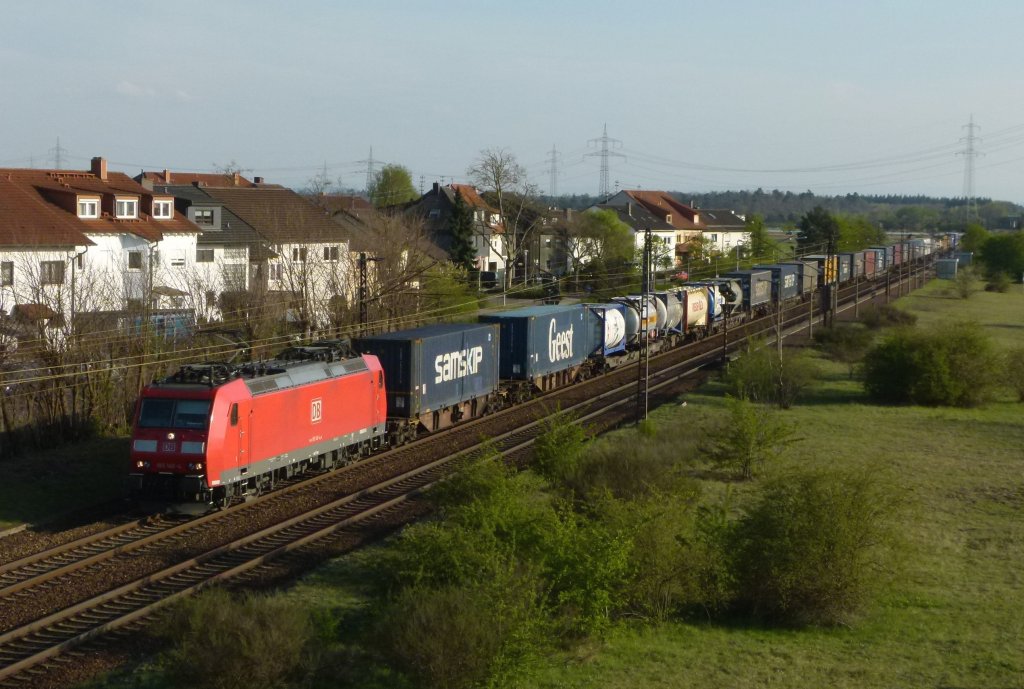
545, 190, 1024, 232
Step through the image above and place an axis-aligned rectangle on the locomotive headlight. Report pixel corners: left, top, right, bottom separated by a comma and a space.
187, 462, 206, 471
166, 432, 176, 440
136, 460, 144, 468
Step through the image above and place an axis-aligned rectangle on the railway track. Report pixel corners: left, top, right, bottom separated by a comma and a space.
0, 260, 933, 686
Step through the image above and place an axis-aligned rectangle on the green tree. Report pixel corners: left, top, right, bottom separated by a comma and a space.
566, 209, 636, 292
837, 214, 886, 251
369, 164, 418, 208
447, 188, 476, 270
979, 232, 1024, 281
706, 396, 796, 479
798, 206, 840, 254
960, 222, 990, 253
745, 213, 778, 262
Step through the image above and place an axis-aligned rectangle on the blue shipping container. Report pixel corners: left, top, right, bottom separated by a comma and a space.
480, 305, 589, 380
753, 264, 801, 302
354, 323, 499, 419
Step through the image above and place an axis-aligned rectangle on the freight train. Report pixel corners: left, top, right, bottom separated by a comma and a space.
129, 238, 941, 509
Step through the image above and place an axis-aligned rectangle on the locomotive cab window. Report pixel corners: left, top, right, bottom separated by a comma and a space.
138, 399, 212, 429
230, 403, 239, 426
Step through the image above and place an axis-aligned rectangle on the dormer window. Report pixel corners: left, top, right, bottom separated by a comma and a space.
193, 209, 214, 226
152, 199, 173, 219
77, 198, 99, 218
116, 198, 139, 219
665, 214, 672, 223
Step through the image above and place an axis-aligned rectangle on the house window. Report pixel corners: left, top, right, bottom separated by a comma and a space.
116, 198, 139, 219
196, 248, 215, 263
269, 263, 283, 281
223, 247, 247, 261
128, 251, 143, 270
152, 200, 173, 219
222, 264, 246, 290
710, 234, 718, 242
40, 261, 65, 285
428, 208, 441, 219
77, 198, 99, 218
193, 209, 214, 226
1, 261, 12, 286
292, 247, 307, 262
323, 246, 339, 261
170, 251, 186, 267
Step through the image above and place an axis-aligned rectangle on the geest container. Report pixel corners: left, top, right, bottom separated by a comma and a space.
753, 264, 800, 302
480, 304, 589, 380
722, 269, 772, 310
354, 323, 499, 420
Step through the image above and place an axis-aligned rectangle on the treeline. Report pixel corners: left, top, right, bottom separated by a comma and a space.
546, 190, 1023, 231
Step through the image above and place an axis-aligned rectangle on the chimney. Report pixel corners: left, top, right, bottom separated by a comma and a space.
233, 172, 241, 186
90, 157, 107, 181
163, 169, 172, 184
433, 182, 440, 194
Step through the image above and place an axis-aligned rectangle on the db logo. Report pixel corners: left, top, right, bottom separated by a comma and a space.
311, 398, 323, 424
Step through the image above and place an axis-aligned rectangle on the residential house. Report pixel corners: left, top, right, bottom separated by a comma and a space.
406, 182, 506, 281
0, 157, 199, 343
142, 170, 360, 329
597, 190, 706, 267
697, 209, 750, 257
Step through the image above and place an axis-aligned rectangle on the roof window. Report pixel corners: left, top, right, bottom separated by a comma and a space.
152, 199, 173, 219
77, 198, 99, 219
116, 198, 139, 219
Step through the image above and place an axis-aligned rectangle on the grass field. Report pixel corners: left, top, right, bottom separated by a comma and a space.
276, 279, 1024, 689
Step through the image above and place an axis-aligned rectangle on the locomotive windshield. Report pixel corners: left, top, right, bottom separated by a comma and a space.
137, 399, 212, 430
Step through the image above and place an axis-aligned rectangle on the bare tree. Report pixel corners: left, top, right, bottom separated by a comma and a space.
467, 149, 540, 289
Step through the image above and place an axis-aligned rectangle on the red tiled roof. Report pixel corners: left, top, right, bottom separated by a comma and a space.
449, 184, 497, 212
0, 168, 198, 247
623, 191, 704, 230
139, 170, 256, 188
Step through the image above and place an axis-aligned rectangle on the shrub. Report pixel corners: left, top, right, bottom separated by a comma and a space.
704, 396, 797, 479
725, 340, 817, 408
863, 322, 1001, 407
730, 468, 899, 626
376, 574, 545, 689
985, 271, 1011, 293
860, 303, 917, 330
954, 266, 978, 298
161, 588, 312, 689
1006, 347, 1024, 402
531, 410, 587, 484
813, 323, 874, 378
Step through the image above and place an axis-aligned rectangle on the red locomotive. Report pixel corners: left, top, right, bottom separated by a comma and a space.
129, 343, 387, 509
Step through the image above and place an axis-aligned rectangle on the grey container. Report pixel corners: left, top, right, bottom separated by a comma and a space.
840, 251, 865, 279
480, 304, 589, 380
780, 260, 817, 295
354, 323, 499, 419
753, 264, 801, 302
869, 246, 891, 272
722, 270, 772, 309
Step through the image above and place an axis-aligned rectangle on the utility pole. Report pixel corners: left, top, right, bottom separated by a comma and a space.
958, 115, 982, 224
546, 144, 560, 198
49, 136, 66, 169
636, 227, 652, 425
358, 252, 383, 335
359, 147, 376, 193
586, 124, 625, 201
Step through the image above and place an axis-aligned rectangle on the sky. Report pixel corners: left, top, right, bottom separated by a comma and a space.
2, 0, 1023, 204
